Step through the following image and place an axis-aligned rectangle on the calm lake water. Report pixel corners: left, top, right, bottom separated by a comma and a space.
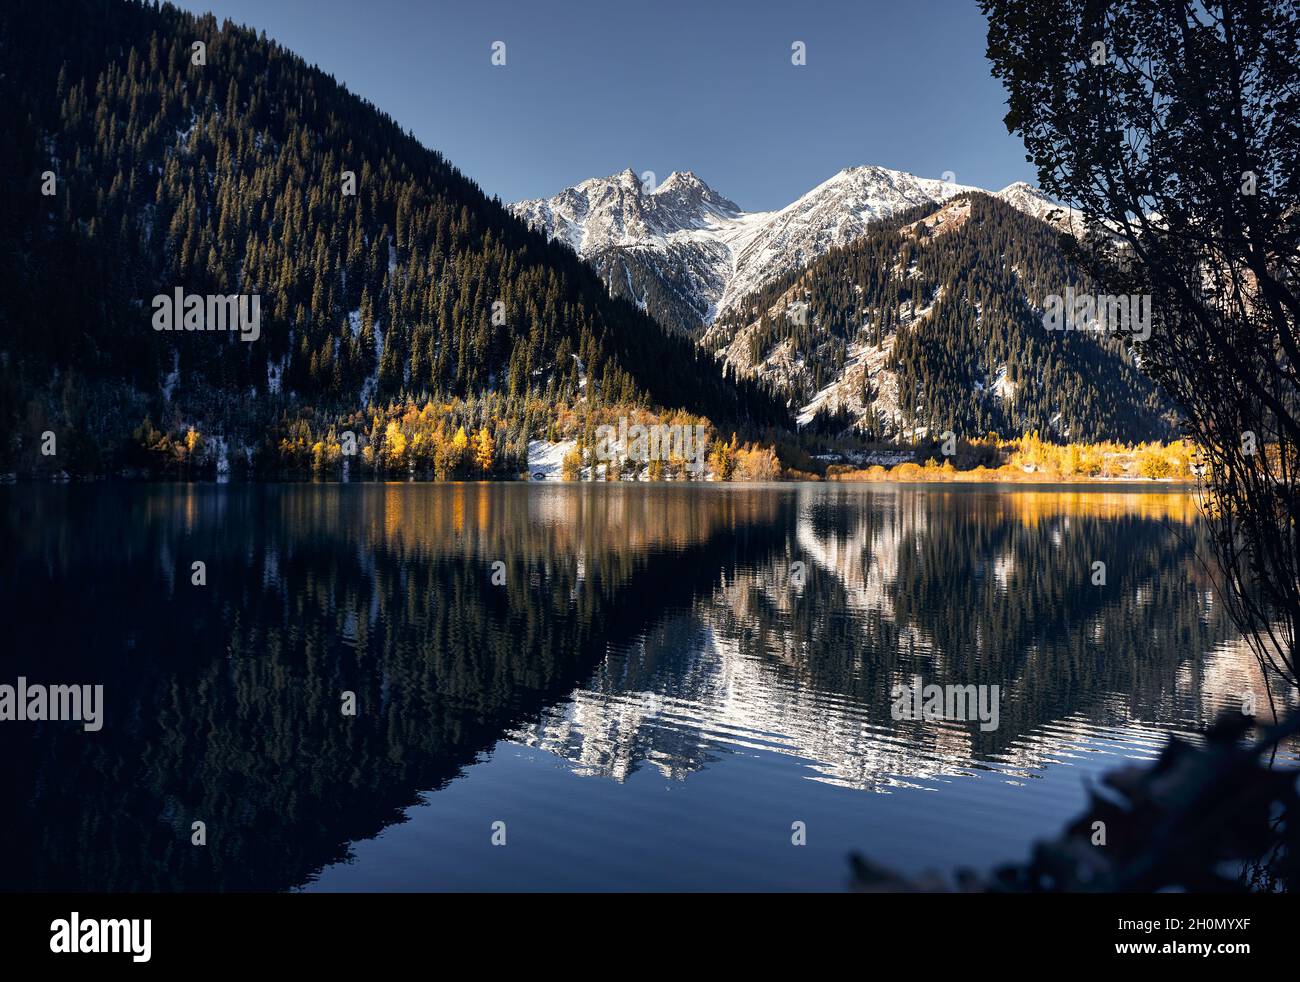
3, 482, 1297, 891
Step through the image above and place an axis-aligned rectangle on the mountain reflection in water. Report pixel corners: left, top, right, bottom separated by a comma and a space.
2, 483, 1295, 892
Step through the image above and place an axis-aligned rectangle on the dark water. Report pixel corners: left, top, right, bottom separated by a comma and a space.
2, 482, 1296, 892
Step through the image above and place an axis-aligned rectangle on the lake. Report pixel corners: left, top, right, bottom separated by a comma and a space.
2, 482, 1296, 891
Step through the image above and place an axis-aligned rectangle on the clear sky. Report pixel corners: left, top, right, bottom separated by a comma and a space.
169, 0, 1035, 211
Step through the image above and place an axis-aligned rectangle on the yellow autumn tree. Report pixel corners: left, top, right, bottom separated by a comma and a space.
561, 445, 583, 481
473, 426, 494, 474
1137, 445, 1173, 479
384, 421, 407, 470
709, 432, 738, 481
1061, 444, 1082, 478
451, 425, 470, 476
734, 444, 781, 481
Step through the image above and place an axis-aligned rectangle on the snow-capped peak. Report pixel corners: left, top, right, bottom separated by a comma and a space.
651, 170, 741, 218
510, 165, 1074, 328
994, 182, 1085, 232
511, 168, 744, 254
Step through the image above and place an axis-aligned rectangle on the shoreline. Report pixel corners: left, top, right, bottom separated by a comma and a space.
2, 474, 1203, 488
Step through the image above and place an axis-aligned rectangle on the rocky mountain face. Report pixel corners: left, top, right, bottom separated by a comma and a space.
514, 167, 1169, 443
992, 182, 1089, 234
702, 192, 1175, 443
511, 166, 1071, 336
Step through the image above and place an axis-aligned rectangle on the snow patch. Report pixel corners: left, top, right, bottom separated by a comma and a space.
527, 439, 576, 480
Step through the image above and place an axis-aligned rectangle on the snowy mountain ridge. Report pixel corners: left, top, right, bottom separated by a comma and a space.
510, 165, 1073, 333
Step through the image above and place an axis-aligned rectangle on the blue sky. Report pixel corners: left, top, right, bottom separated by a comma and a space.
171, 0, 1035, 211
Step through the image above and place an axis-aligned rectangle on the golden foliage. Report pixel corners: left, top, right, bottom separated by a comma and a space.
829, 435, 1201, 484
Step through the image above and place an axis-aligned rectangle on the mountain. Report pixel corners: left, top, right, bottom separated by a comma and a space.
511, 167, 1081, 336
993, 181, 1088, 234
703, 192, 1176, 443
511, 168, 748, 337
511, 168, 744, 251
513, 166, 1170, 443
0, 0, 787, 478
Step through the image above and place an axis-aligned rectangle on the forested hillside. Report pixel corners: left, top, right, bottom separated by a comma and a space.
708, 193, 1177, 443
0, 0, 786, 477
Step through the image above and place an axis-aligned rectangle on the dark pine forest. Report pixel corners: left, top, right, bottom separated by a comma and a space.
0, 0, 788, 477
